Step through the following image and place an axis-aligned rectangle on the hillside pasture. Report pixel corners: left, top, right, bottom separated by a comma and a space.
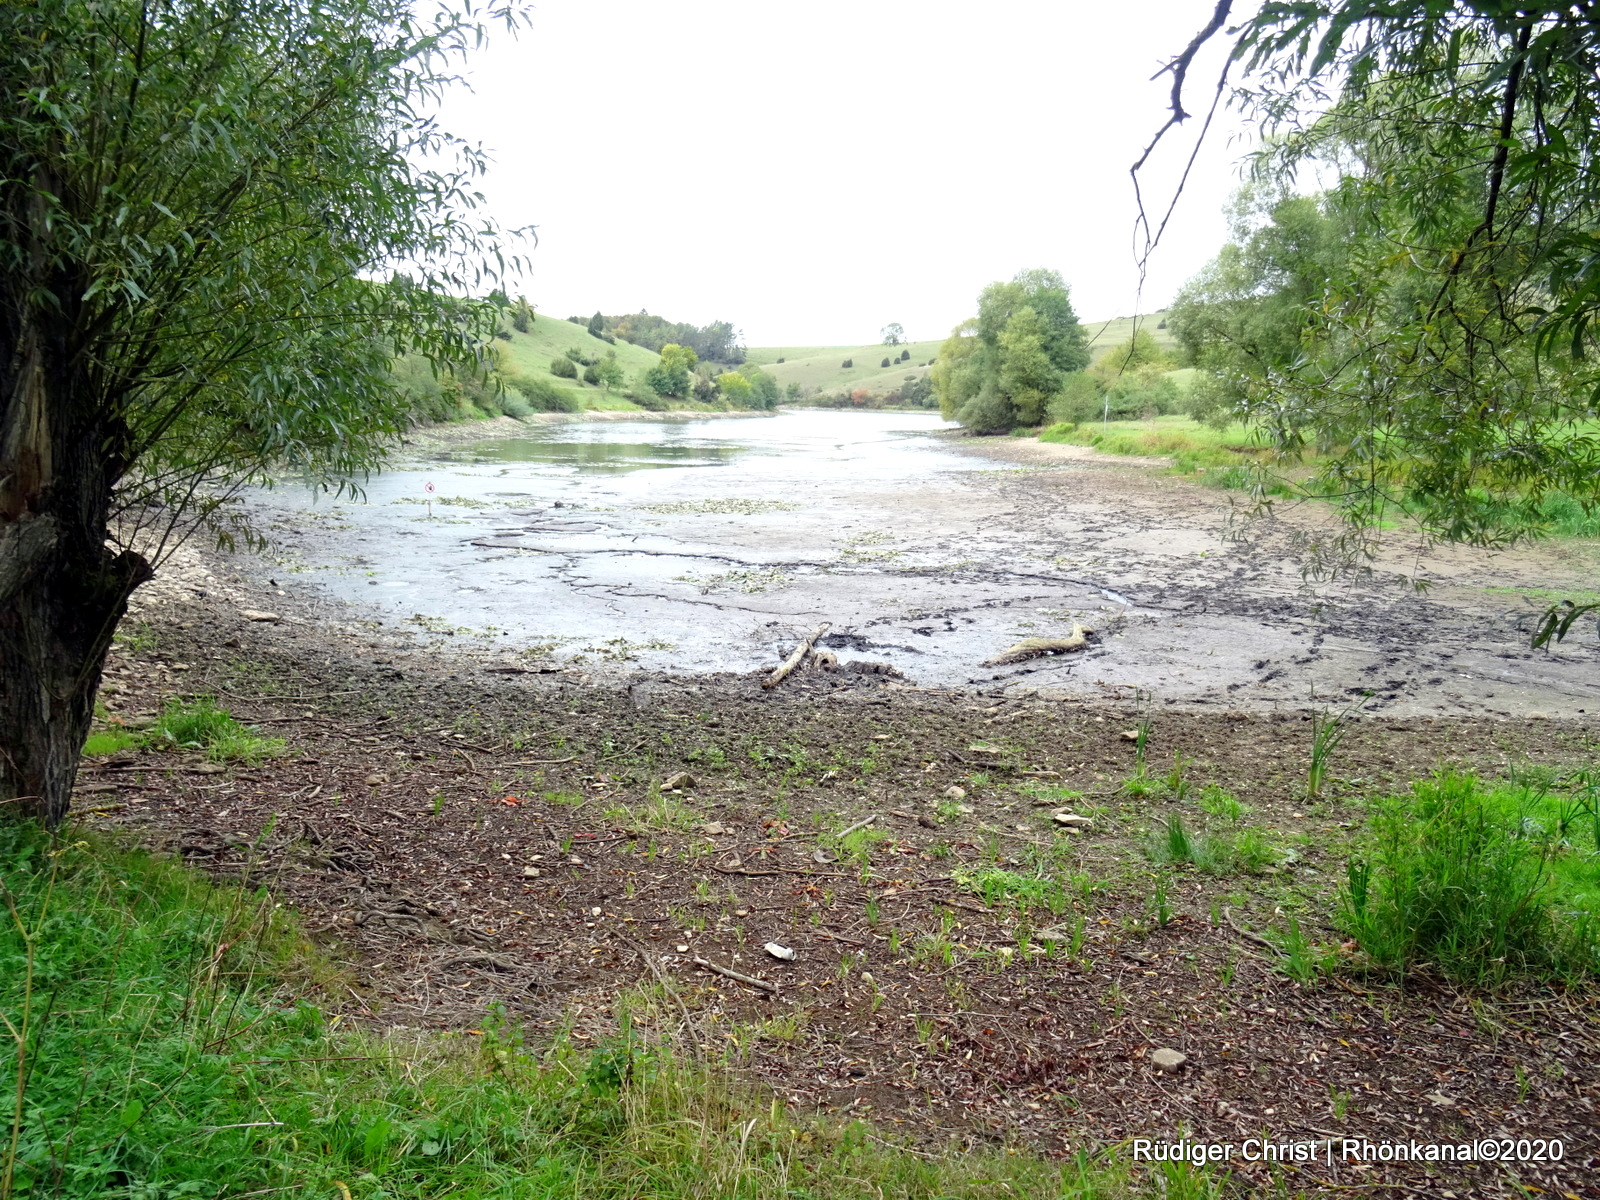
494, 316, 662, 411
745, 339, 942, 397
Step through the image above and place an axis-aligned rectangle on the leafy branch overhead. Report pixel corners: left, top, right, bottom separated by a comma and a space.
1147, 1, 1600, 576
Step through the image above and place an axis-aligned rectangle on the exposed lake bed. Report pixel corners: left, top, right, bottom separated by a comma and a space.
89, 412, 1600, 1187
235, 409, 1600, 716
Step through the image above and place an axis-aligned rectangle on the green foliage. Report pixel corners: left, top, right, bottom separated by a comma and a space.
841, 358, 854, 369
549, 355, 579, 379
607, 313, 743, 364
0, 0, 525, 548
146, 698, 284, 765
1339, 771, 1600, 982
881, 357, 891, 368
716, 371, 753, 405
881, 322, 905, 345
644, 344, 698, 398
952, 867, 1066, 916
1089, 329, 1174, 382
508, 374, 581, 413
582, 363, 601, 385
587, 311, 606, 338
933, 269, 1089, 432
1172, 7, 1600, 559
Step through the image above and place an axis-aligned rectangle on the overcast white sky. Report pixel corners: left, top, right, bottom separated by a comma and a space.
436, 0, 1256, 346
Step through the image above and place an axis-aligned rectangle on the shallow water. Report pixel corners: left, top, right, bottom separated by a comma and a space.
244, 411, 1096, 681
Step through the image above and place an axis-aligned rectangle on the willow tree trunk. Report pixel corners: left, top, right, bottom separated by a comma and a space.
1, 258, 150, 828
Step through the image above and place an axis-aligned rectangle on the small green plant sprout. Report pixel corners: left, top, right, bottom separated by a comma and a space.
1199, 784, 1245, 823
1164, 751, 1192, 804
1307, 690, 1368, 799
1132, 690, 1154, 774
1273, 915, 1323, 985
952, 867, 1065, 916
1151, 877, 1173, 928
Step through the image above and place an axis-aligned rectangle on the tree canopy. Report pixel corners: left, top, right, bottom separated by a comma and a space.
932, 269, 1090, 432
0, 0, 526, 824
1153, 1, 1600, 565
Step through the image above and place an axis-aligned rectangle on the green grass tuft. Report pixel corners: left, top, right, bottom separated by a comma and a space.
145, 697, 285, 764
1340, 770, 1600, 982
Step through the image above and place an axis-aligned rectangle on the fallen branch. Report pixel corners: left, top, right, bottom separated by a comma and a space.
982, 625, 1093, 666
1223, 906, 1278, 951
763, 622, 830, 690
692, 956, 778, 993
502, 756, 580, 767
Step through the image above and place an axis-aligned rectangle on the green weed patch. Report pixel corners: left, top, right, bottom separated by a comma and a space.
1340, 771, 1600, 982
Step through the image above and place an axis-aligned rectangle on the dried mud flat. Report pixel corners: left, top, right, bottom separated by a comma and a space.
80, 442, 1600, 1196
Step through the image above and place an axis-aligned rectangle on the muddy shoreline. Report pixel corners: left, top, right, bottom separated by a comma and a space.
79, 423, 1600, 1194
86, 581, 1599, 1195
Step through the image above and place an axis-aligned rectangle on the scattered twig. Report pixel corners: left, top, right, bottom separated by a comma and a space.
837, 814, 879, 838
503, 756, 580, 767
692, 956, 778, 993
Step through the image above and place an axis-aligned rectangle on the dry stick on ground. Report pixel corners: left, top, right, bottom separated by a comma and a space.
692, 956, 778, 993
1223, 906, 1279, 951
762, 622, 830, 690
502, 756, 580, 767
837, 813, 878, 838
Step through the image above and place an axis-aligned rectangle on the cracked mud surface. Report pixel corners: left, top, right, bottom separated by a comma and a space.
241, 409, 1600, 717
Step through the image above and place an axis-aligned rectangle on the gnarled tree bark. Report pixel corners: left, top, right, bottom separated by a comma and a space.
0, 222, 149, 827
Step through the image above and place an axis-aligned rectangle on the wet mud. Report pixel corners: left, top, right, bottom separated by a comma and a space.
238, 410, 1600, 718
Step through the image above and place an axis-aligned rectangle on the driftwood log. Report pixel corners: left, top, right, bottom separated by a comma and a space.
983, 624, 1093, 666
763, 622, 831, 689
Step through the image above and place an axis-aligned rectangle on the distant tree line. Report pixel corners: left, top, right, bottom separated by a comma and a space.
571, 311, 746, 364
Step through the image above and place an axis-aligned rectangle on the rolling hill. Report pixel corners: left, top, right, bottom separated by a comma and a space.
743, 311, 1178, 401
743, 340, 943, 398
495, 316, 661, 411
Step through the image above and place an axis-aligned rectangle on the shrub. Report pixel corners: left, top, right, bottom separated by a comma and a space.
776, 356, 785, 363
880, 356, 891, 368
582, 363, 601, 385
509, 374, 580, 412
841, 358, 853, 369
549, 355, 578, 379
900, 349, 911, 362
1340, 771, 1599, 981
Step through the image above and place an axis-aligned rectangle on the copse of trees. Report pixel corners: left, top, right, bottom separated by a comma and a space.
607, 312, 744, 364
933, 269, 1090, 432
644, 344, 698, 398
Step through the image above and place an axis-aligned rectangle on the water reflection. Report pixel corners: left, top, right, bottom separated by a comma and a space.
442, 436, 743, 472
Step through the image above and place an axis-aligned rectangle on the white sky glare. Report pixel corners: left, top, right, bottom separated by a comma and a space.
437, 0, 1254, 347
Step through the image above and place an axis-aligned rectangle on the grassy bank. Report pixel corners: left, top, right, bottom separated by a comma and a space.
1039, 415, 1600, 537
0, 826, 1206, 1199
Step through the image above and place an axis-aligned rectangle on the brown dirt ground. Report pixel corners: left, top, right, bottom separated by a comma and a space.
81, 575, 1600, 1198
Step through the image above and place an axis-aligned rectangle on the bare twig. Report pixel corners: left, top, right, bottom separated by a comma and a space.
692, 956, 778, 993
